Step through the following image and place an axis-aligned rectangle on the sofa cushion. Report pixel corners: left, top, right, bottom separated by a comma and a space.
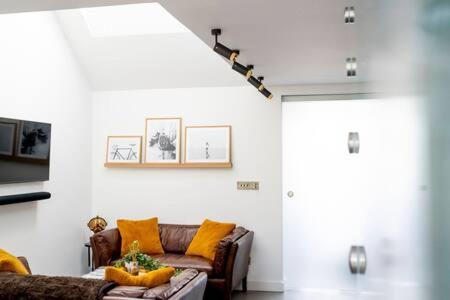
143, 269, 199, 300
0, 249, 29, 275
153, 254, 213, 276
185, 219, 236, 261
159, 224, 199, 254
105, 267, 175, 288
104, 269, 200, 300
106, 285, 149, 298
142, 283, 171, 299
117, 218, 164, 256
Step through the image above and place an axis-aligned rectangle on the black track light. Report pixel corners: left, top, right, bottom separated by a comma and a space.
232, 61, 252, 78
260, 87, 273, 100
211, 28, 239, 62
256, 76, 273, 100
214, 43, 239, 61
248, 76, 264, 91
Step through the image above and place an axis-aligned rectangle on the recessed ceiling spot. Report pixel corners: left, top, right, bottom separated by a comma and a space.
346, 57, 357, 77
344, 7, 356, 24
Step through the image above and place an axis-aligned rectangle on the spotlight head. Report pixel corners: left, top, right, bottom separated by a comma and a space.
211, 28, 238, 61
214, 43, 239, 61
232, 61, 252, 78
260, 87, 273, 100
248, 76, 264, 91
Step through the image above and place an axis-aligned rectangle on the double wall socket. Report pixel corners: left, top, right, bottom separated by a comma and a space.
237, 181, 259, 190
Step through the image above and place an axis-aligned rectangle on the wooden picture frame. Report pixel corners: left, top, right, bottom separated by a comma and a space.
184, 125, 231, 164
106, 136, 142, 164
144, 117, 182, 164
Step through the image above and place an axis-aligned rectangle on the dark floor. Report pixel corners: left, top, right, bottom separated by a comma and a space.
232, 291, 295, 300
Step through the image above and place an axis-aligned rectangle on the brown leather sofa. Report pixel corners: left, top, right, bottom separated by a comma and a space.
91, 224, 254, 300
1, 257, 207, 300
104, 269, 208, 300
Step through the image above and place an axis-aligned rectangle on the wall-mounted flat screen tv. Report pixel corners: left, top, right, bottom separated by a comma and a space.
0, 117, 51, 184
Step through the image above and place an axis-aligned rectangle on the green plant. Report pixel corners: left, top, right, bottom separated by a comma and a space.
115, 240, 184, 274
115, 252, 163, 271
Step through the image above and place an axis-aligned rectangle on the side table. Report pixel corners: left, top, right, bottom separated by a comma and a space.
84, 242, 94, 271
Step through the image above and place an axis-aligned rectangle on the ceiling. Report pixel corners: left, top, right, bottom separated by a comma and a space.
1, 0, 419, 90
57, 6, 247, 90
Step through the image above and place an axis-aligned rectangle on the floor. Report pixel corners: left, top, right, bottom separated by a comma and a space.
232, 291, 295, 300
232, 291, 368, 300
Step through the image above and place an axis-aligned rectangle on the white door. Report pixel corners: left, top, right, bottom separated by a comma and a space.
282, 96, 429, 299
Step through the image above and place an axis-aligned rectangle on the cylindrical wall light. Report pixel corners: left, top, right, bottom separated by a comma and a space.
214, 43, 239, 61
232, 61, 252, 78
248, 76, 264, 91
256, 76, 273, 100
211, 28, 239, 61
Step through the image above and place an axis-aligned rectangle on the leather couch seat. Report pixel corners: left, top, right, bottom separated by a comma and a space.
91, 224, 254, 300
153, 254, 214, 276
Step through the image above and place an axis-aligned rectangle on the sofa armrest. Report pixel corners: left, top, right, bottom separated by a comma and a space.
17, 256, 31, 274
169, 272, 207, 300
228, 231, 254, 290
90, 228, 122, 269
213, 227, 248, 276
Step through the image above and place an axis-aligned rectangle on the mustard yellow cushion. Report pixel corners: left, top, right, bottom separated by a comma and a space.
104, 266, 175, 288
117, 218, 164, 257
0, 249, 29, 275
185, 219, 236, 261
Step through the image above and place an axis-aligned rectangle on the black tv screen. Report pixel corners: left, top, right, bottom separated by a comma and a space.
0, 117, 51, 184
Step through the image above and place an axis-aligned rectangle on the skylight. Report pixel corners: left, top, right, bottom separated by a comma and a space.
81, 3, 189, 37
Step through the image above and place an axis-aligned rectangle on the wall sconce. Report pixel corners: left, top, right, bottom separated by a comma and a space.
348, 132, 360, 153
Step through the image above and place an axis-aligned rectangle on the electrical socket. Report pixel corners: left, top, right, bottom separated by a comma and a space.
237, 181, 259, 190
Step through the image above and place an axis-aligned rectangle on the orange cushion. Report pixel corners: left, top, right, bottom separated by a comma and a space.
104, 266, 174, 288
117, 218, 164, 257
0, 249, 29, 275
185, 219, 236, 261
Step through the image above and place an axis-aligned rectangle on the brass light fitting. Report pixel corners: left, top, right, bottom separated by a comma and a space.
211, 28, 239, 62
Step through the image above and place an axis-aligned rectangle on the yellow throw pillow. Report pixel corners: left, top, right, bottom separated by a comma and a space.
104, 266, 175, 288
0, 249, 29, 275
117, 218, 164, 257
185, 219, 236, 261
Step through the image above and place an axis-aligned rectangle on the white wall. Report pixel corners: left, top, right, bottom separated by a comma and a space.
92, 87, 283, 291
0, 12, 92, 276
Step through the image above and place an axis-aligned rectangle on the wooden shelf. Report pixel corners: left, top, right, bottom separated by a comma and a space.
104, 162, 232, 169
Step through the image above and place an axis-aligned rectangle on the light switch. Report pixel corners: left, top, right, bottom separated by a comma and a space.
237, 181, 259, 190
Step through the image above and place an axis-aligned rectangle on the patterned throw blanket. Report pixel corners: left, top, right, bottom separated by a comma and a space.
0, 272, 116, 300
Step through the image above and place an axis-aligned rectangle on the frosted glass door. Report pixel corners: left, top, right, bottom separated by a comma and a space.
282, 97, 429, 299
283, 99, 365, 294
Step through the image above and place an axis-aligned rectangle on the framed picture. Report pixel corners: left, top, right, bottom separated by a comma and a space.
106, 136, 142, 164
184, 125, 231, 163
16, 121, 51, 160
0, 122, 17, 156
145, 117, 181, 163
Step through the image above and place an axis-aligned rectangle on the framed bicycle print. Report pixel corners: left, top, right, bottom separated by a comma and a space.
106, 136, 142, 164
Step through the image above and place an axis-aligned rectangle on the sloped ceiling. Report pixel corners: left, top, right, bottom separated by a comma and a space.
57, 8, 246, 91
1, 0, 418, 89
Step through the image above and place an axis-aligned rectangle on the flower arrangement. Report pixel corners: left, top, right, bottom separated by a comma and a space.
114, 240, 182, 276
114, 240, 163, 273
